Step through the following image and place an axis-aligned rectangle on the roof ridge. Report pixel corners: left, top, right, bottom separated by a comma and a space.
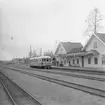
61, 41, 81, 44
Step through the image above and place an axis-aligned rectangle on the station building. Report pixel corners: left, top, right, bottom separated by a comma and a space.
54, 33, 105, 68
54, 42, 83, 66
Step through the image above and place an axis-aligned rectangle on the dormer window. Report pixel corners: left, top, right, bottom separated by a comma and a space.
93, 42, 97, 48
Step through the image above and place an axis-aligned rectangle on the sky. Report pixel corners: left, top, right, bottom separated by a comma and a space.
0, 0, 105, 60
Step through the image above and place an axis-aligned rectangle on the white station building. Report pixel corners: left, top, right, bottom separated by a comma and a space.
54, 33, 105, 68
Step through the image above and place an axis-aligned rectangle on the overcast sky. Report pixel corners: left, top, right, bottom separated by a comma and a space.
0, 0, 105, 60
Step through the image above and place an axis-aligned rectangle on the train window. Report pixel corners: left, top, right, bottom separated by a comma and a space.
42, 59, 46, 61
47, 58, 49, 61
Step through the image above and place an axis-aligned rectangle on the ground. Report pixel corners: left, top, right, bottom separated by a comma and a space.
0, 67, 105, 105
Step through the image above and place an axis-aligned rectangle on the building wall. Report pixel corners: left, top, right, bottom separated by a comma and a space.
101, 54, 105, 68
84, 35, 105, 68
56, 44, 66, 55
55, 43, 67, 66
86, 36, 105, 54
68, 57, 82, 67
84, 55, 101, 67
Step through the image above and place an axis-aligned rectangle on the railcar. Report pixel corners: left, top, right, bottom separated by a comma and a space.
29, 56, 52, 69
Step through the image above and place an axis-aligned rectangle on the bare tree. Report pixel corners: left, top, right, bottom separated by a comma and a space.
43, 50, 54, 57
85, 8, 103, 36
32, 50, 37, 57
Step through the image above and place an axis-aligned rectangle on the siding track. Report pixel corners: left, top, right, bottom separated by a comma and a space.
6, 66, 105, 82
0, 79, 14, 105
3, 67, 105, 99
0, 72, 42, 105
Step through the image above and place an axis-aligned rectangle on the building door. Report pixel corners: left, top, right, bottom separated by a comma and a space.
81, 56, 84, 67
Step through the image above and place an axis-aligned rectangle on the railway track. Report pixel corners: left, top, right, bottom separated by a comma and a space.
3, 67, 105, 98
0, 80, 13, 105
29, 67, 105, 82
0, 72, 42, 105
5, 66, 105, 82
52, 66, 105, 75
9, 64, 105, 75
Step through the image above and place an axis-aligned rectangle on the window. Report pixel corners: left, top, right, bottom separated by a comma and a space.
73, 59, 75, 64
88, 57, 91, 64
102, 60, 105, 64
94, 57, 98, 64
77, 59, 79, 64
102, 55, 105, 64
42, 59, 46, 61
47, 58, 49, 61
93, 42, 97, 48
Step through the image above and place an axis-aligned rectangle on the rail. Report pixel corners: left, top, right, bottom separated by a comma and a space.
3, 67, 105, 98
0, 72, 42, 105
5, 66, 105, 82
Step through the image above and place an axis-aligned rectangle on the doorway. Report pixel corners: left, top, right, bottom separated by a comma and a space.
81, 56, 84, 67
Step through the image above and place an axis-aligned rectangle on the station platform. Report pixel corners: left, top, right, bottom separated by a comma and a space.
52, 66, 105, 72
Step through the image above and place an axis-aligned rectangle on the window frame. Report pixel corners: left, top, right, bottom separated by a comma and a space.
77, 59, 79, 64
73, 59, 75, 64
94, 57, 98, 64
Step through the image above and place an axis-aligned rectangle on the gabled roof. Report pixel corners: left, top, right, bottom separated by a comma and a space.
61, 42, 83, 53
95, 33, 105, 44
82, 33, 105, 51
54, 42, 83, 55
54, 43, 66, 55
66, 49, 99, 57
69, 47, 83, 53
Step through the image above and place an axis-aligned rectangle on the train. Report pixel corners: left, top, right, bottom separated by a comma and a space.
29, 56, 52, 69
